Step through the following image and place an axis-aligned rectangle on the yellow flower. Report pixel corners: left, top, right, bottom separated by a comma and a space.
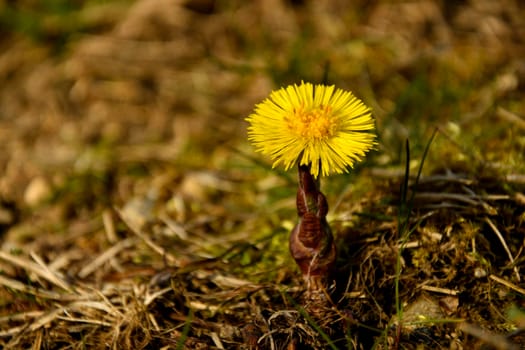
246, 81, 376, 178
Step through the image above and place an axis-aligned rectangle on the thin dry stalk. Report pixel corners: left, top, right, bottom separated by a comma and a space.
31, 330, 42, 350
496, 107, 525, 131
459, 322, 519, 350
56, 315, 112, 327
0, 274, 76, 301
0, 251, 73, 292
419, 285, 459, 296
144, 286, 172, 306
485, 217, 520, 281
489, 274, 525, 296
103, 209, 119, 243
0, 311, 44, 325
67, 300, 124, 318
210, 331, 225, 349
116, 208, 179, 266
29, 251, 72, 292
78, 237, 137, 278
28, 309, 63, 332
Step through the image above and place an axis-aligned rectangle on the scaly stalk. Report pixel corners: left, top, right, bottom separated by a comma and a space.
289, 164, 336, 291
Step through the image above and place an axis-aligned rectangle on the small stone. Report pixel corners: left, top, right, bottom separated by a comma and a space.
24, 177, 52, 207
474, 267, 487, 278
0, 205, 15, 225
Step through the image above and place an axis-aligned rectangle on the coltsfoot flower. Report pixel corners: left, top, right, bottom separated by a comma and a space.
246, 81, 376, 178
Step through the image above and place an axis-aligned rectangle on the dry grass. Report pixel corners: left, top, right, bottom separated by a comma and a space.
1, 0, 525, 348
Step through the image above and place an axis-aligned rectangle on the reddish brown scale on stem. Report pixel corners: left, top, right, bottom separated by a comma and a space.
296, 212, 323, 248
290, 165, 336, 284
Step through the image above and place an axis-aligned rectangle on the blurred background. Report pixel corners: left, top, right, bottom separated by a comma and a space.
1, 0, 523, 215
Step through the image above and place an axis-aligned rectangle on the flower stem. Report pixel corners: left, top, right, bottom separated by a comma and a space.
289, 164, 336, 290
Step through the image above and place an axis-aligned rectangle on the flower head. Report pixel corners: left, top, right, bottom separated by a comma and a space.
246, 81, 376, 177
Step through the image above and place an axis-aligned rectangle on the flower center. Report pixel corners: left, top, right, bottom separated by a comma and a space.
287, 105, 336, 139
